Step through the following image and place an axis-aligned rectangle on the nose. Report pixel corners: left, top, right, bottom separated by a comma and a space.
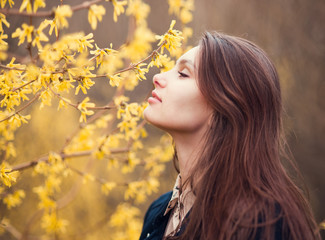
153, 73, 167, 88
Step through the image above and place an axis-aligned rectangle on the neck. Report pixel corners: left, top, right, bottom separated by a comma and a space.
171, 128, 207, 183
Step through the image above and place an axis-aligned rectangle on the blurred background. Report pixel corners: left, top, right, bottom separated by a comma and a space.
3, 0, 324, 238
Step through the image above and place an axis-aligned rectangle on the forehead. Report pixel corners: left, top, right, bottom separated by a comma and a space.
176, 46, 199, 65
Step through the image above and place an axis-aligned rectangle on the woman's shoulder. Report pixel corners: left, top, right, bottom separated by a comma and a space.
148, 191, 173, 211
139, 191, 173, 240
142, 191, 172, 224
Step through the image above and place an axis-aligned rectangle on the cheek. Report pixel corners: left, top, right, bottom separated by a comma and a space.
143, 87, 212, 132
164, 92, 212, 130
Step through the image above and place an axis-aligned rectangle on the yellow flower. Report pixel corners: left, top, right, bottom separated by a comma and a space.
0, 162, 19, 187
88, 4, 106, 30
33, 186, 57, 209
168, 0, 194, 24
32, 21, 49, 49
5, 142, 16, 158
19, 0, 32, 13
41, 212, 69, 233
101, 182, 117, 195
0, 13, 10, 32
55, 79, 75, 94
122, 151, 140, 173
126, 0, 150, 23
45, 174, 62, 193
12, 23, 34, 45
90, 43, 117, 67
3, 190, 25, 209
156, 20, 183, 54
74, 66, 96, 95
82, 173, 95, 184
0, 0, 14, 8
134, 63, 148, 80
75, 77, 95, 95
168, 0, 182, 15
8, 114, 31, 128
57, 98, 69, 110
159, 54, 175, 72
148, 52, 165, 69
114, 95, 129, 106
77, 97, 95, 123
121, 24, 155, 62
0, 32, 8, 46
33, 0, 45, 12
108, 73, 122, 87
180, 8, 192, 24
77, 33, 94, 53
111, 0, 127, 22
55, 5, 72, 29
45, 5, 72, 37
109, 203, 141, 227
39, 89, 52, 109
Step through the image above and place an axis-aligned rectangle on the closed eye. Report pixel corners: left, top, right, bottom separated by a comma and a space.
178, 71, 189, 78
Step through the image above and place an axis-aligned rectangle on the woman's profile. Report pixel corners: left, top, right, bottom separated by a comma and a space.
139, 32, 320, 240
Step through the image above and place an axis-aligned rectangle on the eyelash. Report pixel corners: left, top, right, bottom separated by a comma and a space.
178, 71, 189, 78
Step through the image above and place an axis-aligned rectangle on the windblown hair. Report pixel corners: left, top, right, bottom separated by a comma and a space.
169, 32, 320, 240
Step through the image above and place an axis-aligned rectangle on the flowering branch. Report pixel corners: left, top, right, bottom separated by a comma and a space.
0, 92, 41, 123
95, 41, 166, 79
48, 85, 115, 111
0, 0, 105, 17
12, 79, 37, 92
0, 64, 25, 71
11, 147, 130, 172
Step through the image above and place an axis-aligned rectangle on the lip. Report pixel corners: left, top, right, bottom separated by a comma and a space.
151, 91, 162, 102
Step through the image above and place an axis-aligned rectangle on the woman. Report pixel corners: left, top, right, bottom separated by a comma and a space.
139, 32, 320, 240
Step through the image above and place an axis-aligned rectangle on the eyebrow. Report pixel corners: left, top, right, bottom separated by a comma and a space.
176, 59, 195, 68
176, 59, 196, 75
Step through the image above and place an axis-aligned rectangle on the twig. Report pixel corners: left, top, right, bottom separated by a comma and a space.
12, 79, 37, 92
11, 147, 129, 172
1, 220, 22, 239
0, 92, 41, 123
94, 44, 164, 79
48, 85, 115, 110
0, 64, 25, 71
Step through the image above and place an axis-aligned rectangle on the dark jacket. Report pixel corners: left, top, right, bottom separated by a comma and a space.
139, 191, 173, 240
139, 191, 286, 240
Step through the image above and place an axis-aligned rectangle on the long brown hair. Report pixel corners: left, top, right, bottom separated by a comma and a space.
169, 32, 320, 240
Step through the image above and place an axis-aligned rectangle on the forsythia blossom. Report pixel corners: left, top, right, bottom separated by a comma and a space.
90, 43, 117, 67
156, 20, 183, 54
19, 0, 32, 12
12, 24, 34, 45
32, 21, 49, 49
88, 4, 106, 30
0, 13, 10, 32
0, 0, 14, 8
111, 0, 127, 22
0, 162, 19, 187
33, 0, 46, 13
3, 190, 25, 209
77, 97, 95, 123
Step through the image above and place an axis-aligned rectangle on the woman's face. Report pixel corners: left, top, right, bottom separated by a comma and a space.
144, 47, 213, 134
